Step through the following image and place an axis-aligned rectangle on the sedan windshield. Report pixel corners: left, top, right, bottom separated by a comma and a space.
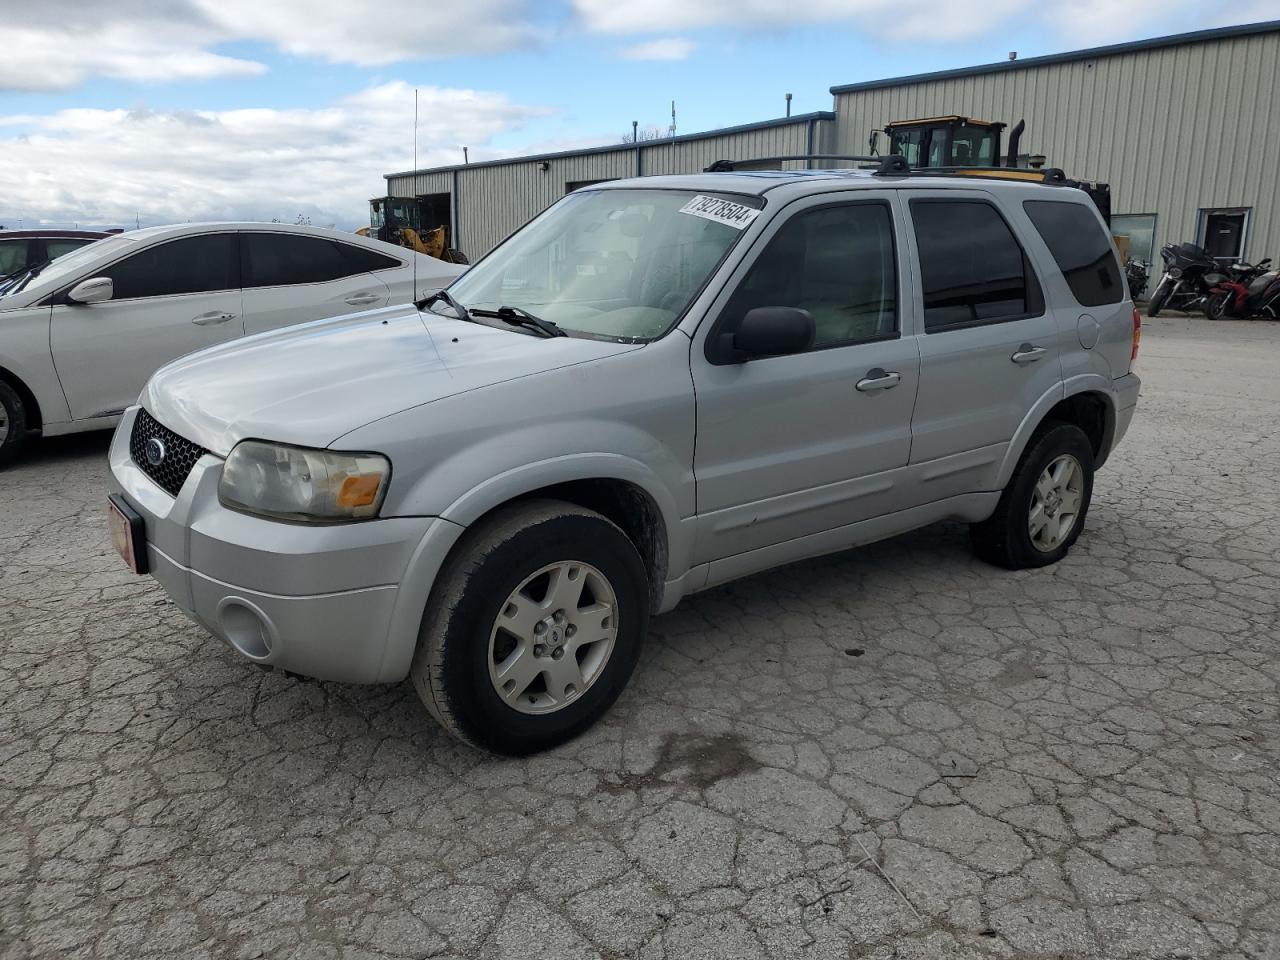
441, 188, 761, 341
2, 235, 131, 299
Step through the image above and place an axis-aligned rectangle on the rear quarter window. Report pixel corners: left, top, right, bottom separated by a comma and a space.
1023, 199, 1124, 307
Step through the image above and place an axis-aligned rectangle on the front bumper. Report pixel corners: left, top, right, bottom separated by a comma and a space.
107, 407, 460, 683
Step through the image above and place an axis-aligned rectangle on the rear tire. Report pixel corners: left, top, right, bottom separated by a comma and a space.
410, 500, 649, 755
970, 423, 1095, 570
1146, 279, 1170, 317
1204, 291, 1232, 321
0, 380, 29, 469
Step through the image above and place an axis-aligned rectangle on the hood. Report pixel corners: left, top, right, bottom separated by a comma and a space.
143, 303, 642, 455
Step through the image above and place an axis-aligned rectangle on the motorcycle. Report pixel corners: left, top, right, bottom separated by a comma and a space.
1147, 242, 1218, 317
1124, 259, 1149, 301
1203, 258, 1280, 320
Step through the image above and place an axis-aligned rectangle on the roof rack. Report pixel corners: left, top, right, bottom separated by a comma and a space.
704, 154, 910, 175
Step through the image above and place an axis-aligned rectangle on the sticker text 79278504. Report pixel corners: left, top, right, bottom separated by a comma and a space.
678, 195, 761, 230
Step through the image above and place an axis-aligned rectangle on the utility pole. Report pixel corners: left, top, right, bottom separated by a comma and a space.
462, 146, 469, 165
669, 101, 676, 138
785, 93, 792, 117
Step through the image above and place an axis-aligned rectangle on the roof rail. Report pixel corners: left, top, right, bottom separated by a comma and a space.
897, 165, 1070, 183
704, 154, 910, 175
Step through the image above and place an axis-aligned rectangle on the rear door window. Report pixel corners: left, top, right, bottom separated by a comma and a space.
100, 234, 239, 299
910, 199, 1043, 331
1023, 199, 1124, 306
241, 233, 375, 287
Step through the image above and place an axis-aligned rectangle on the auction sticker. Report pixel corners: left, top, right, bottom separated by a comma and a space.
678, 195, 761, 230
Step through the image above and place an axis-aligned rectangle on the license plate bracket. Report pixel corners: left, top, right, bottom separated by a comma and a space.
107, 494, 148, 575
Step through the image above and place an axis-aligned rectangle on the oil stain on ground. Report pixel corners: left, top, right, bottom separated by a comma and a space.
597, 732, 761, 794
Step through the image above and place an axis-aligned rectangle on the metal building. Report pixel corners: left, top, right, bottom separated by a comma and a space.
384, 113, 834, 259
385, 20, 1280, 270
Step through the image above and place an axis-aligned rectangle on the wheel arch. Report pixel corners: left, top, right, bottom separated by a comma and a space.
0, 362, 43, 432
996, 380, 1116, 488
440, 457, 683, 613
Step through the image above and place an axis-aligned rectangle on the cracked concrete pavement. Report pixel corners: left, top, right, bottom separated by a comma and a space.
2, 316, 1279, 959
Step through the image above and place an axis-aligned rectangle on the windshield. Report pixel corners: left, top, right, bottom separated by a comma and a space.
0, 234, 132, 298
441, 188, 761, 340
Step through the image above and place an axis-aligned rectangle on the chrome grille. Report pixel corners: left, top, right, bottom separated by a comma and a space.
129, 409, 207, 497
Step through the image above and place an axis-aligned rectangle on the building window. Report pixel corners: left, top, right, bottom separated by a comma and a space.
1111, 214, 1157, 269
1197, 208, 1251, 263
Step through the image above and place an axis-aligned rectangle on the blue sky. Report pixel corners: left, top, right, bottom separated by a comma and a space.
1, 1, 1274, 229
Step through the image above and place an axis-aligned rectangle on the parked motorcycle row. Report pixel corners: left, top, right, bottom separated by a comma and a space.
1146, 240, 1280, 320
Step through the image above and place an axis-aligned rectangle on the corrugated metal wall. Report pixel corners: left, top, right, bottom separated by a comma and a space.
384, 119, 827, 258
833, 31, 1280, 265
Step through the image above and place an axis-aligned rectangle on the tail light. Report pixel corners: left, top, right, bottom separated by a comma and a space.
1131, 306, 1141, 364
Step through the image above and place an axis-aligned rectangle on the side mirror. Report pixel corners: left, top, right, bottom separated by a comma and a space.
66, 276, 113, 305
724, 307, 815, 361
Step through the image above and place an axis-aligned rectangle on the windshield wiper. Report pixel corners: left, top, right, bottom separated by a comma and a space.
415, 288, 473, 321
471, 305, 567, 338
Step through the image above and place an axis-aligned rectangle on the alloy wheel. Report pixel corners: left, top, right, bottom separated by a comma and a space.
487, 561, 618, 715
1028, 454, 1084, 552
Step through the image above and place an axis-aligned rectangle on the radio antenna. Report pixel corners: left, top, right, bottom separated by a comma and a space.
412, 86, 419, 305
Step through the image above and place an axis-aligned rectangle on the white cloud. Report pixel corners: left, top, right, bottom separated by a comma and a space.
573, 0, 1274, 42
193, 0, 545, 66
618, 37, 698, 60
573, 0, 1027, 39
0, 83, 548, 230
0, 0, 542, 91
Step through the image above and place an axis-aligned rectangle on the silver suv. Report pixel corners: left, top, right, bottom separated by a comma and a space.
107, 167, 1141, 754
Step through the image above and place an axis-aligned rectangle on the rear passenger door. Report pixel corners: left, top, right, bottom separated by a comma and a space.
904, 191, 1062, 498
239, 232, 392, 335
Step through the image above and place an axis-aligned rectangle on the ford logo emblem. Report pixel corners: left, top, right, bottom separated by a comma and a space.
144, 437, 166, 467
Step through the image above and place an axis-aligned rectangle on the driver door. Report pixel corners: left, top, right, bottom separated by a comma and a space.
50, 233, 243, 420
690, 192, 921, 564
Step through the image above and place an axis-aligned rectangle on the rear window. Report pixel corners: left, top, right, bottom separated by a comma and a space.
1023, 200, 1124, 306
337, 243, 402, 272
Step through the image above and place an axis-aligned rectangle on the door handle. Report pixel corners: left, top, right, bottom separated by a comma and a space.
855, 368, 902, 392
1011, 344, 1047, 364
191, 311, 236, 326
344, 293, 381, 305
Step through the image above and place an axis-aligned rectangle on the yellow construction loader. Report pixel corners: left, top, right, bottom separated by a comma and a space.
870, 115, 1112, 225
362, 196, 468, 263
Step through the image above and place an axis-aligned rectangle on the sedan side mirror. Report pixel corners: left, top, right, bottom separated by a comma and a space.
66, 276, 113, 305
726, 306, 815, 361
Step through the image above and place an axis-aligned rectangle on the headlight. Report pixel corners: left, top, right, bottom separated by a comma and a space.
1168, 267, 1183, 279
219, 441, 390, 523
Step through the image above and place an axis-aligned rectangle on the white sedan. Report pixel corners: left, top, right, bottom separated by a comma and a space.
0, 222, 466, 465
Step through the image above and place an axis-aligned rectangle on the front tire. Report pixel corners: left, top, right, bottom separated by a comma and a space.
410, 500, 649, 755
970, 423, 1095, 570
1147, 279, 1170, 317
0, 380, 29, 469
